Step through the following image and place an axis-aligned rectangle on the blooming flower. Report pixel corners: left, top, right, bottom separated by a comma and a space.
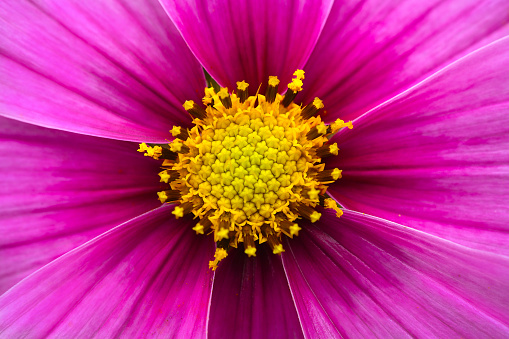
1, 0, 508, 337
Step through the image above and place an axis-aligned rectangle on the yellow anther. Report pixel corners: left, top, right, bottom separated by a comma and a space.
158, 170, 170, 183
324, 198, 343, 218
288, 78, 303, 92
172, 206, 184, 218
218, 87, 229, 99
272, 244, 285, 254
157, 191, 168, 203
268, 76, 280, 87
290, 224, 301, 236
245, 246, 257, 257
209, 248, 228, 271
137, 142, 148, 152
308, 188, 320, 201
332, 168, 342, 180
216, 228, 229, 240
317, 123, 327, 135
193, 224, 205, 234
293, 69, 305, 80
170, 126, 182, 137
329, 143, 339, 156
170, 141, 183, 152
309, 211, 322, 223
312, 97, 324, 109
331, 119, 353, 133
237, 81, 249, 91
183, 100, 195, 111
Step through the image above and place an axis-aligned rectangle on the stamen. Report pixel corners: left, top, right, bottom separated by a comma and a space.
301, 97, 324, 119
236, 81, 249, 103
316, 143, 339, 157
170, 126, 189, 140
218, 88, 232, 109
265, 76, 280, 103
140, 69, 350, 270
316, 168, 342, 183
172, 201, 194, 218
183, 100, 207, 120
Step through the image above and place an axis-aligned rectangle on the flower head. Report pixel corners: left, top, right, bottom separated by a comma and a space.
0, 0, 509, 337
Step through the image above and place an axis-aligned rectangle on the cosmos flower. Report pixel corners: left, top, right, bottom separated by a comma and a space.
1, 0, 509, 337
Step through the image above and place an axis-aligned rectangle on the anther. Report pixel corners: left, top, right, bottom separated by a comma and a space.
328, 119, 353, 134
306, 122, 328, 140
291, 203, 322, 223
183, 100, 207, 120
278, 219, 300, 238
169, 140, 190, 154
263, 227, 285, 254
215, 217, 230, 241
157, 189, 181, 203
159, 147, 179, 161
218, 88, 233, 109
265, 76, 280, 104
172, 201, 194, 218
193, 212, 213, 235
236, 81, 249, 103
243, 226, 257, 256
170, 126, 189, 140
316, 143, 339, 157
301, 97, 324, 120
316, 168, 342, 183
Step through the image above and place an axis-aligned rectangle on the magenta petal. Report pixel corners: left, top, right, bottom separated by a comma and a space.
302, 0, 509, 121
208, 245, 303, 339
283, 210, 509, 338
0, 205, 214, 337
0, 117, 162, 293
162, 0, 333, 92
0, 0, 204, 142
327, 36, 509, 255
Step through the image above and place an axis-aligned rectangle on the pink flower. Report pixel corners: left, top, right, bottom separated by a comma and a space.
1, 0, 509, 337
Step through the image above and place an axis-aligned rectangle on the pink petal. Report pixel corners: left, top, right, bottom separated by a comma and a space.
0, 117, 162, 294
283, 210, 509, 338
161, 0, 333, 93
0, 0, 204, 142
0, 205, 214, 337
327, 36, 509, 255
302, 0, 509, 122
208, 245, 304, 339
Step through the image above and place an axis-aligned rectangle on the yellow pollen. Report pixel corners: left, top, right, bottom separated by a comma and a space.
141, 70, 349, 270
313, 97, 324, 109
218, 87, 229, 99
293, 69, 305, 80
158, 170, 170, 183
288, 79, 303, 92
237, 81, 249, 91
309, 211, 322, 223
324, 198, 343, 217
329, 143, 339, 156
170, 126, 182, 137
172, 206, 184, 218
183, 100, 195, 111
290, 223, 301, 236
272, 244, 285, 254
192, 224, 204, 235
332, 168, 342, 180
268, 76, 280, 87
245, 246, 257, 257
157, 191, 168, 203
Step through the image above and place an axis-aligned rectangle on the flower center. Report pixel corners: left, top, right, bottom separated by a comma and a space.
138, 70, 351, 270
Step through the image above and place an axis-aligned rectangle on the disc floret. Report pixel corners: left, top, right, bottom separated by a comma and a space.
139, 70, 352, 270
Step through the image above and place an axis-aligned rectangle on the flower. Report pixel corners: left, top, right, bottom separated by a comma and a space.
0, 0, 508, 337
